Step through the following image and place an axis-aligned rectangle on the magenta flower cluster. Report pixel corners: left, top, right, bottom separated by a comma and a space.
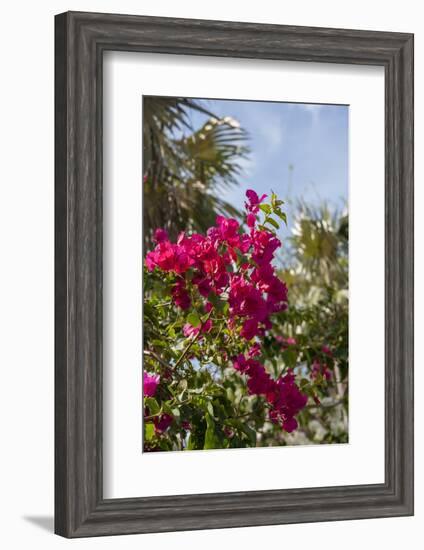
146, 190, 288, 342
234, 350, 307, 433
144, 371, 160, 397
145, 189, 308, 434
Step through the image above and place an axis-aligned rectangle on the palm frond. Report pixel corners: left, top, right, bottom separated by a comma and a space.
143, 97, 250, 249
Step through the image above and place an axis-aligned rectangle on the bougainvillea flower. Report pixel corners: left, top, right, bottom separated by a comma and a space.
246, 213, 257, 228
183, 323, 199, 338
232, 355, 307, 433
284, 337, 297, 346
245, 189, 267, 213
267, 370, 308, 431
216, 215, 240, 245
154, 228, 168, 243
143, 371, 160, 397
153, 413, 173, 433
183, 319, 213, 338
241, 318, 260, 340
145, 188, 310, 436
229, 276, 268, 321
247, 343, 262, 357
311, 359, 332, 381
282, 416, 298, 433
192, 274, 212, 297
145, 239, 193, 274
321, 345, 333, 356
251, 229, 281, 265
172, 280, 191, 310
233, 354, 250, 374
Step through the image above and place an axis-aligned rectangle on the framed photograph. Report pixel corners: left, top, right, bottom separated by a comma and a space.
55, 11, 414, 537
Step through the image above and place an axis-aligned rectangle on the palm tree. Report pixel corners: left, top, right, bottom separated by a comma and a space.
143, 96, 249, 249
280, 203, 348, 306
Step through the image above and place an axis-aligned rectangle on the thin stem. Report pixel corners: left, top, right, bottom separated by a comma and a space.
144, 349, 172, 370
306, 398, 345, 410
173, 308, 213, 369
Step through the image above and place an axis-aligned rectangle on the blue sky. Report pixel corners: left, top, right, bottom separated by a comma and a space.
185, 98, 348, 241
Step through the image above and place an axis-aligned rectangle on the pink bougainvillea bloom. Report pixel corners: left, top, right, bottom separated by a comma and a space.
247, 343, 262, 358
229, 276, 267, 321
145, 238, 194, 274
245, 189, 267, 213
322, 344, 333, 356
233, 354, 250, 373
246, 212, 257, 228
154, 228, 168, 243
171, 280, 191, 310
145, 188, 305, 434
282, 416, 298, 433
246, 363, 272, 395
233, 352, 307, 433
223, 426, 234, 438
311, 359, 332, 381
183, 319, 213, 339
268, 370, 308, 430
280, 337, 297, 347
239, 233, 252, 253
183, 323, 200, 338
153, 413, 173, 433
202, 319, 213, 333
323, 366, 332, 380
192, 274, 212, 297
251, 229, 281, 266
240, 318, 260, 340
311, 360, 320, 379
145, 253, 157, 272
181, 420, 191, 430
143, 371, 160, 397
216, 215, 240, 245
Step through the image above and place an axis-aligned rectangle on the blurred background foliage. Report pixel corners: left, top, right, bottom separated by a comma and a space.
272, 204, 349, 445
143, 96, 249, 249
143, 97, 348, 449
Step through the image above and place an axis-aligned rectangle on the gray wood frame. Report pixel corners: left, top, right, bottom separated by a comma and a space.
55, 11, 414, 538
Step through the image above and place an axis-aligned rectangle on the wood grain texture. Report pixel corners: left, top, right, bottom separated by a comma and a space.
54, 11, 414, 538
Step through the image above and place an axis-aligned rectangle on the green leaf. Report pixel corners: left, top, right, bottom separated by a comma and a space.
274, 208, 287, 225
259, 204, 271, 214
151, 339, 167, 348
206, 401, 214, 417
207, 292, 225, 311
187, 311, 201, 328
186, 434, 196, 450
144, 397, 160, 415
204, 413, 221, 449
227, 419, 256, 447
266, 217, 280, 230
144, 423, 155, 441
161, 401, 174, 415
235, 249, 248, 264
282, 349, 297, 368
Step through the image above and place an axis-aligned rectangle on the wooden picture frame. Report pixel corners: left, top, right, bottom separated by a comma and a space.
55, 11, 414, 537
